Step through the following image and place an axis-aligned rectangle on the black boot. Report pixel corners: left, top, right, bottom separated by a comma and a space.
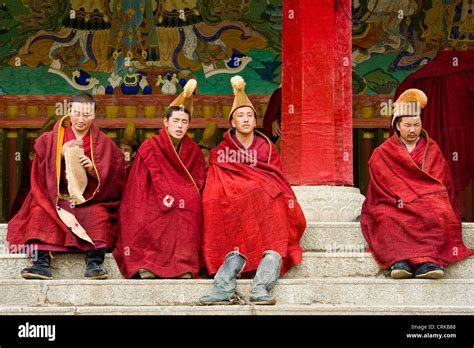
21, 250, 53, 280
390, 261, 414, 279
415, 262, 444, 279
84, 248, 108, 279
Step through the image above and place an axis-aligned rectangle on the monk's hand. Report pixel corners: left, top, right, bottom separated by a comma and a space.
79, 155, 95, 175
272, 119, 281, 137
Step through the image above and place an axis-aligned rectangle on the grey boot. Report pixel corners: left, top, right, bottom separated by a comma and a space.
199, 251, 246, 305
249, 250, 282, 305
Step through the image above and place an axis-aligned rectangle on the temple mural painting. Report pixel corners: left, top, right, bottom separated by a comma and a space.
352, 0, 474, 94
0, 0, 282, 95
1, 0, 473, 96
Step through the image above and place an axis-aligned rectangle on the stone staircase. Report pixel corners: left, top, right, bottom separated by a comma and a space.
0, 223, 473, 315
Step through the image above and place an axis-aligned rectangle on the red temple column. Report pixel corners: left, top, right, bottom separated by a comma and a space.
281, 0, 364, 221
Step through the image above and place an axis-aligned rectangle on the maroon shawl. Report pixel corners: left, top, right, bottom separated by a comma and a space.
113, 128, 206, 278
202, 130, 306, 276
7, 116, 126, 251
361, 131, 473, 269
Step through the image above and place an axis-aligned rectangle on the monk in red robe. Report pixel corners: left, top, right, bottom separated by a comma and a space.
361, 89, 473, 279
199, 76, 306, 305
8, 93, 126, 280
113, 80, 206, 279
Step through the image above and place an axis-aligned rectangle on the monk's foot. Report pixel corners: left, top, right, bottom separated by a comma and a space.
199, 293, 232, 306
84, 248, 108, 280
139, 269, 159, 279
21, 250, 53, 280
390, 261, 414, 279
248, 251, 281, 305
249, 294, 276, 305
21, 267, 53, 280
415, 262, 444, 279
84, 267, 108, 280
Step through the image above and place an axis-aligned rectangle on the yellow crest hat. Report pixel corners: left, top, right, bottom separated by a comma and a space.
169, 79, 197, 116
392, 88, 428, 127
228, 75, 257, 122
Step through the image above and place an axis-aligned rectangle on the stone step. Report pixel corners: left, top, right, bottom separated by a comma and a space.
1, 222, 474, 252
0, 304, 472, 315
0, 278, 472, 307
284, 252, 474, 279
301, 222, 474, 251
1, 252, 472, 279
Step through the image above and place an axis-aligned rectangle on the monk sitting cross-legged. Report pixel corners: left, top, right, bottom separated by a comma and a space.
8, 93, 126, 280
361, 89, 474, 279
113, 80, 206, 279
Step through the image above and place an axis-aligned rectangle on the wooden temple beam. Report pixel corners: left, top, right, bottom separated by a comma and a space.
0, 94, 394, 129
0, 117, 391, 129
0, 117, 263, 129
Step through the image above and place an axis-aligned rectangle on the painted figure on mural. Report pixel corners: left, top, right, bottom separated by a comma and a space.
7, 93, 126, 280
361, 89, 474, 279
113, 80, 206, 279
199, 76, 306, 305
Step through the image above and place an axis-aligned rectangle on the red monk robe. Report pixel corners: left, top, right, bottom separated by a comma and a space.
202, 130, 306, 276
361, 130, 473, 269
7, 116, 126, 252
113, 127, 206, 278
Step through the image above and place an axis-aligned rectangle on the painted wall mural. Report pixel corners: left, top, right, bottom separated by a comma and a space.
0, 0, 282, 95
353, 0, 474, 94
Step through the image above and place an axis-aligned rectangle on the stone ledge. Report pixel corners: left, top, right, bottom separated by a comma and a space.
0, 252, 472, 279
0, 279, 472, 307
2, 223, 473, 252
0, 304, 472, 315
